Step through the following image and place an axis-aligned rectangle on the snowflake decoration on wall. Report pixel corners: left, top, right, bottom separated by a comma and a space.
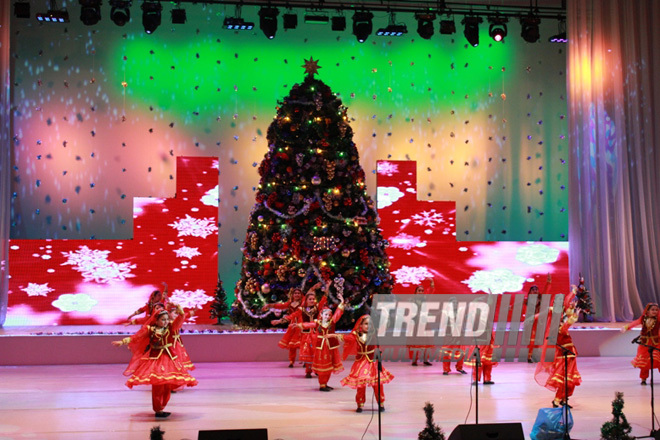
22, 282, 55, 297
52, 293, 98, 312
515, 243, 560, 266
461, 269, 527, 294
169, 288, 214, 309
411, 210, 444, 228
169, 214, 218, 239
201, 185, 219, 207
391, 265, 433, 286
173, 246, 202, 259
377, 186, 405, 209
388, 233, 427, 250
377, 161, 399, 176
61, 246, 136, 283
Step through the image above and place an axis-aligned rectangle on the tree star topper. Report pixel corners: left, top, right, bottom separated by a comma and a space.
302, 57, 322, 76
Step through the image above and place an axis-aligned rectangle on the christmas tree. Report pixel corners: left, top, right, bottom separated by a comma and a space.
418, 402, 445, 440
209, 280, 230, 324
231, 58, 393, 329
576, 273, 595, 322
600, 392, 633, 440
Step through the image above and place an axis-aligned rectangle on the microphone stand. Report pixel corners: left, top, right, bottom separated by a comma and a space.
632, 337, 660, 439
377, 348, 382, 440
557, 344, 572, 440
473, 346, 481, 425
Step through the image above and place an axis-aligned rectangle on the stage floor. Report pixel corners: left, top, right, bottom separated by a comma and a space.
0, 356, 656, 440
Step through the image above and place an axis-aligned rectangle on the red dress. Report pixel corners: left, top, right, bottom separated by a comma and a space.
341, 332, 394, 389
309, 306, 345, 376
535, 320, 581, 401
629, 315, 660, 374
287, 296, 326, 365
274, 300, 303, 350
124, 313, 197, 389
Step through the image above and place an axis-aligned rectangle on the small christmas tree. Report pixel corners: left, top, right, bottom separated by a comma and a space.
209, 280, 230, 324
418, 402, 445, 440
231, 58, 392, 329
600, 392, 633, 440
576, 273, 595, 322
150, 426, 165, 440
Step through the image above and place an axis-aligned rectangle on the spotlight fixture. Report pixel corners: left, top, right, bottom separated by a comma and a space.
331, 16, 346, 31
223, 17, 254, 30
548, 20, 567, 43
283, 12, 298, 29
171, 7, 186, 24
439, 18, 456, 35
36, 1, 69, 23
304, 14, 328, 24
109, 0, 130, 26
352, 11, 373, 43
415, 12, 435, 40
259, 7, 279, 39
488, 16, 508, 42
520, 14, 541, 43
79, 0, 101, 26
376, 13, 407, 37
461, 16, 482, 47
141, 1, 162, 34
14, 1, 31, 18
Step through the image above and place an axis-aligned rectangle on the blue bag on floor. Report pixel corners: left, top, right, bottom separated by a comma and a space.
530, 406, 573, 440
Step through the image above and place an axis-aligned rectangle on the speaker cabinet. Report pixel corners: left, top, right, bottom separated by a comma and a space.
198, 428, 268, 440
448, 423, 524, 439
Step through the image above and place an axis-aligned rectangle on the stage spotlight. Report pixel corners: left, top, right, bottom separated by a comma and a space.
171, 7, 186, 24
259, 7, 279, 39
548, 20, 567, 43
36, 10, 69, 23
223, 17, 254, 30
14, 1, 30, 18
461, 16, 482, 47
376, 13, 407, 37
283, 12, 298, 29
352, 11, 373, 43
415, 12, 435, 40
141, 1, 162, 34
110, 0, 130, 26
520, 14, 541, 43
304, 14, 328, 24
439, 18, 456, 35
488, 17, 508, 42
331, 16, 346, 31
79, 0, 101, 25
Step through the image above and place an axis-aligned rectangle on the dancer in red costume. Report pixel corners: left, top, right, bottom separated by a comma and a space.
283, 282, 327, 378
409, 281, 435, 366
112, 303, 197, 418
525, 274, 552, 362
535, 286, 581, 408
126, 282, 169, 325
266, 287, 304, 367
442, 347, 468, 376
300, 293, 345, 391
341, 315, 394, 412
621, 302, 660, 385
465, 333, 498, 385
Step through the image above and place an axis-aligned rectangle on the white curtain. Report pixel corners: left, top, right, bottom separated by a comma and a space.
568, 0, 660, 321
0, 1, 11, 326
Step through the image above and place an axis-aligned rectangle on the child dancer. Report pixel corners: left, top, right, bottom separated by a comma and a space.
466, 333, 497, 385
621, 302, 660, 385
300, 293, 345, 391
442, 346, 468, 375
341, 315, 394, 412
267, 287, 304, 367
535, 287, 581, 407
126, 282, 169, 325
409, 281, 435, 366
112, 303, 197, 418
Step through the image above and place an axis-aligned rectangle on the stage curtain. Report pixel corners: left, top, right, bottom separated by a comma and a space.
0, 0, 10, 326
568, 0, 660, 321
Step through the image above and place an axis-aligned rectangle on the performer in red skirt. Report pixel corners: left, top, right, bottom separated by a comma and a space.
112, 303, 197, 418
126, 282, 169, 325
465, 333, 498, 385
621, 302, 660, 385
267, 287, 304, 367
409, 281, 435, 366
300, 293, 345, 391
535, 287, 581, 408
341, 315, 394, 412
284, 282, 327, 378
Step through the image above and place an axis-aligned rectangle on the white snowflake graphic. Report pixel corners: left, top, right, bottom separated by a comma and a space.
174, 246, 202, 259
22, 282, 55, 297
377, 186, 405, 209
515, 244, 560, 266
377, 161, 399, 176
61, 246, 136, 283
388, 233, 427, 250
391, 265, 433, 286
169, 288, 214, 309
411, 210, 444, 228
461, 269, 527, 294
201, 185, 219, 207
169, 214, 218, 239
52, 293, 98, 312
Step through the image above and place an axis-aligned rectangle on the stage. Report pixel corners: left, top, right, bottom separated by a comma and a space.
0, 323, 656, 439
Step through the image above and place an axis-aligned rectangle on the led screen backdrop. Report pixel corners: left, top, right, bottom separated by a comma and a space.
9, 2, 568, 302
